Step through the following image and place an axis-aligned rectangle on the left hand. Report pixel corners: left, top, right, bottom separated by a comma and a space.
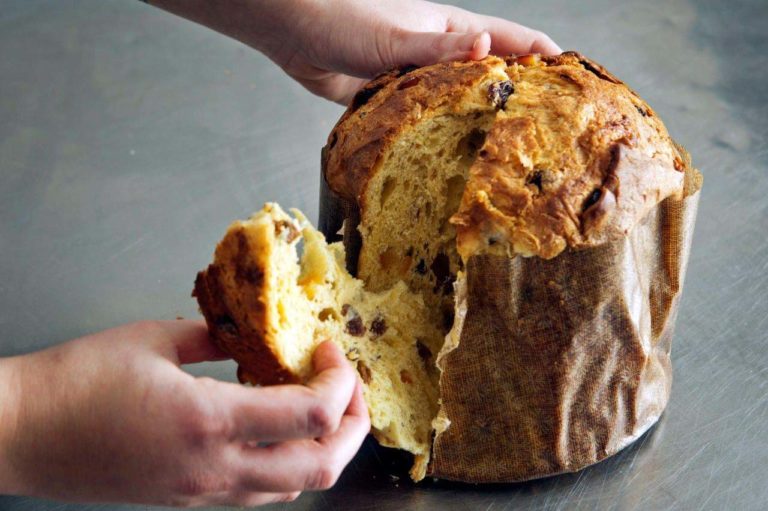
0, 320, 369, 507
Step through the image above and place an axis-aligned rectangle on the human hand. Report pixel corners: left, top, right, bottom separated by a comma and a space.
146, 0, 561, 104
0, 320, 369, 507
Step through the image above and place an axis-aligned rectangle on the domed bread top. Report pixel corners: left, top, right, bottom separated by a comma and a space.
323, 52, 688, 260
323, 56, 510, 201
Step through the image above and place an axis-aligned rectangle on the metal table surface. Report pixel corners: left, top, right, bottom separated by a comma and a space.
0, 0, 765, 510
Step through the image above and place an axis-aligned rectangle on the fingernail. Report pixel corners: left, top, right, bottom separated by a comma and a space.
441, 32, 491, 62
470, 32, 491, 59
472, 32, 488, 51
460, 32, 482, 52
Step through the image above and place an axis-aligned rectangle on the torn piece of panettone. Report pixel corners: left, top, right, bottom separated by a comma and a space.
193, 203, 444, 480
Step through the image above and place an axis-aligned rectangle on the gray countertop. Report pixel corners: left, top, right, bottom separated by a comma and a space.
1, 0, 766, 510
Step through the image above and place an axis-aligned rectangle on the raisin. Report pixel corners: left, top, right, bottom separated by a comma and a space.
527, 170, 544, 191
416, 340, 432, 364
635, 105, 650, 117
342, 304, 366, 336
318, 308, 336, 321
488, 80, 514, 109
370, 316, 387, 338
357, 361, 372, 384
415, 259, 427, 275
346, 316, 366, 337
274, 220, 300, 243
400, 370, 414, 384
398, 76, 420, 90
351, 83, 384, 111
583, 189, 602, 211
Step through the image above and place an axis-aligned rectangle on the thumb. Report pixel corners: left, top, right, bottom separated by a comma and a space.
388, 30, 491, 67
144, 319, 229, 365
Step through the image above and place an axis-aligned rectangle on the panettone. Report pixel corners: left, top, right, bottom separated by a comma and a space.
197, 52, 702, 483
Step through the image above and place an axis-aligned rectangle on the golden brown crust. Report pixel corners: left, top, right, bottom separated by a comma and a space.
194, 222, 300, 386
323, 57, 508, 201
452, 52, 686, 259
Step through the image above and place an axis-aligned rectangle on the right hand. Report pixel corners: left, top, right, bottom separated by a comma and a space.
268, 0, 563, 103
146, 0, 561, 104
0, 321, 369, 507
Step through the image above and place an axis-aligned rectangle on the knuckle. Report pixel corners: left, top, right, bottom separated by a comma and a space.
180, 400, 228, 448
376, 25, 401, 66
306, 402, 338, 437
173, 472, 228, 500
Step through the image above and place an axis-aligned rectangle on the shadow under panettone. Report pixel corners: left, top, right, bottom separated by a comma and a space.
321, 416, 666, 510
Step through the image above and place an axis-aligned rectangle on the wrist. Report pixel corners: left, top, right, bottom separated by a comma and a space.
0, 355, 23, 494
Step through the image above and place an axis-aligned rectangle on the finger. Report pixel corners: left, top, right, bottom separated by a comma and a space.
311, 339, 349, 374
445, 10, 562, 55
485, 22, 562, 55
388, 30, 491, 68
211, 341, 358, 441
235, 384, 370, 492
346, 376, 369, 422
